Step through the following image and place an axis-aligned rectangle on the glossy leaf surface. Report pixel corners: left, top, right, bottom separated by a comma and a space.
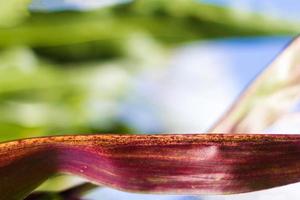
2, 134, 300, 199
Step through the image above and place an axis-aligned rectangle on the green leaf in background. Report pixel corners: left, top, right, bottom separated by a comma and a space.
0, 0, 32, 27
0, 0, 298, 48
0, 46, 135, 141
0, 32, 169, 141
25, 182, 97, 200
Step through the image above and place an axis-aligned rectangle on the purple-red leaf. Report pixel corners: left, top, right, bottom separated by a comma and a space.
2, 134, 300, 199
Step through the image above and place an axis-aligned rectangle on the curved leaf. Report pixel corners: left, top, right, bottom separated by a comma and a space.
2, 134, 300, 199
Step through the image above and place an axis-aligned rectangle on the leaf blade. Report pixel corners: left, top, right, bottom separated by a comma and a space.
2, 134, 300, 199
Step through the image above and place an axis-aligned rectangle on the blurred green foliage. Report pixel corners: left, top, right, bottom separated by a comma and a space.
0, 0, 31, 27
0, 0, 298, 142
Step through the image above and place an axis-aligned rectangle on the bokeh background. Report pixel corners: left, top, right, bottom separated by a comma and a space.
1, 0, 300, 199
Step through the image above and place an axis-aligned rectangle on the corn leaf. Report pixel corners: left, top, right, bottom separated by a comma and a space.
2, 134, 300, 199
